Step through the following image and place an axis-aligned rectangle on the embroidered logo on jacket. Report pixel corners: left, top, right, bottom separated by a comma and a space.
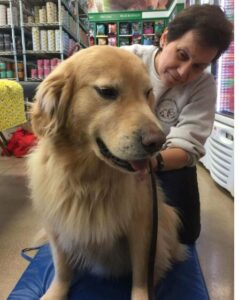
156, 99, 178, 124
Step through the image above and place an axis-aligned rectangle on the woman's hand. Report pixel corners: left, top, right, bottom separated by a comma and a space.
151, 148, 190, 172
137, 147, 189, 181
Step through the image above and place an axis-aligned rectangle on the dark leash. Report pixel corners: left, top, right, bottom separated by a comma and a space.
148, 161, 158, 300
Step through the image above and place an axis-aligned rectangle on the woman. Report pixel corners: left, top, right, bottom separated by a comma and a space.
122, 4, 233, 244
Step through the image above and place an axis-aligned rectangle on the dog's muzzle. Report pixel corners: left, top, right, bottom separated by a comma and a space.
96, 127, 165, 173
96, 138, 135, 172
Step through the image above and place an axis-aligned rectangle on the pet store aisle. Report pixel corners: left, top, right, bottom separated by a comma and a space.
0, 157, 234, 300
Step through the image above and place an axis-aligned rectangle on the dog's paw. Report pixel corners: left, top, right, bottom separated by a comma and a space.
131, 287, 148, 300
40, 281, 69, 300
40, 293, 67, 300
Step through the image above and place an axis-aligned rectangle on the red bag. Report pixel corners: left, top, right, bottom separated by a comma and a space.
2, 128, 37, 158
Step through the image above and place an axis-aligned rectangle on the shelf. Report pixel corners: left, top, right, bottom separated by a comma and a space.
20, 27, 32, 38
119, 34, 133, 37
0, 77, 17, 80
61, 0, 77, 23
22, 6, 34, 17
78, 5, 88, 17
21, 0, 50, 6
0, 51, 20, 56
0, 0, 10, 4
0, 25, 12, 29
22, 22, 78, 42
118, 35, 154, 38
0, 56, 16, 63
24, 50, 67, 57
23, 22, 60, 29
79, 20, 88, 33
27, 78, 42, 82
0, 51, 14, 56
79, 41, 88, 49
62, 24, 78, 41
0, 25, 22, 35
25, 61, 37, 67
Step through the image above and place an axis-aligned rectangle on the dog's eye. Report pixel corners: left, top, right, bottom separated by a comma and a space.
94, 86, 119, 100
146, 88, 153, 98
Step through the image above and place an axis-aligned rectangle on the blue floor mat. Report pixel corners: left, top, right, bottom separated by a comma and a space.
8, 244, 210, 300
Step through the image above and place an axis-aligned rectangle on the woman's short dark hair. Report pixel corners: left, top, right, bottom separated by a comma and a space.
167, 4, 233, 61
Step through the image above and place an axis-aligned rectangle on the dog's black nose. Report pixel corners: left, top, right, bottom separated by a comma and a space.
141, 127, 166, 154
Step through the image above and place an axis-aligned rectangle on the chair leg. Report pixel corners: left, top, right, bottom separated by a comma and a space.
0, 132, 11, 156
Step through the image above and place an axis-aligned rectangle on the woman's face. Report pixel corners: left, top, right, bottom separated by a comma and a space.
155, 30, 218, 87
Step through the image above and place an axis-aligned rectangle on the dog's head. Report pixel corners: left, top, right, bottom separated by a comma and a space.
32, 46, 165, 173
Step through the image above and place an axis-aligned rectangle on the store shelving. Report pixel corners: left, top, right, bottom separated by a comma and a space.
88, 0, 184, 47
0, 0, 23, 80
18, 0, 89, 81
0, 0, 89, 82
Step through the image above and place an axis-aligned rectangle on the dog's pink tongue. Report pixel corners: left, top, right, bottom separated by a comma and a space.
130, 159, 149, 181
129, 159, 149, 172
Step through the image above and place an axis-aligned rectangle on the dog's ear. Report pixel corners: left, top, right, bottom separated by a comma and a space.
31, 65, 74, 137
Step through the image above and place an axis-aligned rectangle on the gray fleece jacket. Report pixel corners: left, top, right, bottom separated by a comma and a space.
122, 44, 216, 166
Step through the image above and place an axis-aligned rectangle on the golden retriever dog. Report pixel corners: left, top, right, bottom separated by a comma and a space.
27, 45, 186, 300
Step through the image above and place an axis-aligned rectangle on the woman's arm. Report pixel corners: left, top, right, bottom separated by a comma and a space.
155, 73, 217, 169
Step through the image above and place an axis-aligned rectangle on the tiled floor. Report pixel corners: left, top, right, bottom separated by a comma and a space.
0, 157, 234, 300
197, 163, 234, 300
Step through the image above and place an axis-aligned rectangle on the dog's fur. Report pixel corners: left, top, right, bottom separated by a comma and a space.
28, 46, 186, 300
